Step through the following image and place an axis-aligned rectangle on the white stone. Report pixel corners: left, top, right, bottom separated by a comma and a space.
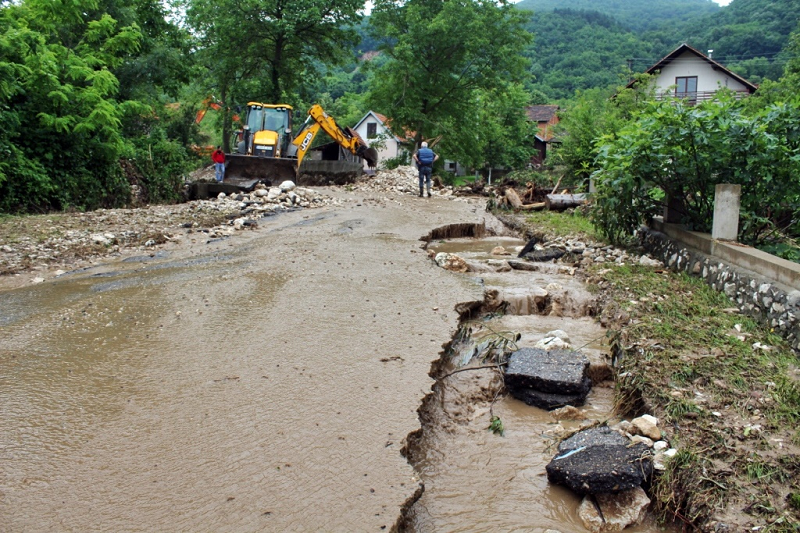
434, 252, 468, 273
631, 414, 661, 440
663, 448, 678, 458
91, 234, 110, 245
787, 290, 800, 307
279, 180, 296, 192
630, 435, 654, 447
638, 256, 662, 268
534, 337, 571, 350
578, 487, 650, 532
31, 277, 45, 284
653, 440, 669, 452
217, 192, 226, 199
254, 188, 269, 197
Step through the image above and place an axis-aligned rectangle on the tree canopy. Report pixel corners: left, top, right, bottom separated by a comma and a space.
368, 0, 534, 168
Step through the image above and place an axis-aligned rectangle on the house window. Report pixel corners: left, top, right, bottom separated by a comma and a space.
676, 76, 698, 103
367, 122, 377, 138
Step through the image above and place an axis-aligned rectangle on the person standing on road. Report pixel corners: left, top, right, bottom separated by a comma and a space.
212, 146, 225, 182
413, 141, 439, 198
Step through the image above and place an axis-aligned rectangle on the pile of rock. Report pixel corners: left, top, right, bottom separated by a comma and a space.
352, 166, 457, 197
429, 237, 664, 277
0, 180, 340, 277
545, 418, 678, 532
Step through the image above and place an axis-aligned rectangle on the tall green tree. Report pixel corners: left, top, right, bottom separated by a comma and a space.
0, 0, 144, 212
368, 0, 532, 161
184, 0, 364, 151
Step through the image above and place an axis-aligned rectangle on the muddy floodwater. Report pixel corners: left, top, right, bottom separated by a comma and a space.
2, 192, 673, 532
0, 193, 484, 532
407, 238, 674, 532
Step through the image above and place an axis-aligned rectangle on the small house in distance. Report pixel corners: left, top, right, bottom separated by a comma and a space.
352, 111, 467, 175
526, 105, 560, 167
627, 43, 757, 104
352, 111, 410, 169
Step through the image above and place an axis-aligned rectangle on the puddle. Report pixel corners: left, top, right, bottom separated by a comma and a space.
404, 237, 676, 532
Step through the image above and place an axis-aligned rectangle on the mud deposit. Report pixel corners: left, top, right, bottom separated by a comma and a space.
404, 238, 673, 532
0, 194, 485, 532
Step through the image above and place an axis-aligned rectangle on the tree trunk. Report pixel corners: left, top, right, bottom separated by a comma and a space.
221, 84, 231, 153
505, 187, 523, 209
545, 193, 587, 211
518, 202, 545, 211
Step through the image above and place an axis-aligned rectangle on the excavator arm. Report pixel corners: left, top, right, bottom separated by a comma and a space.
291, 104, 378, 169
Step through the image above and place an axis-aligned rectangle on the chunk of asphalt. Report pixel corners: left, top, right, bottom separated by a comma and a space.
558, 425, 630, 452
509, 378, 592, 410
522, 248, 565, 262
546, 443, 653, 495
505, 348, 590, 395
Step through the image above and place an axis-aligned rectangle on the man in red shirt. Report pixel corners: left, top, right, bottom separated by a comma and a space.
211, 146, 225, 182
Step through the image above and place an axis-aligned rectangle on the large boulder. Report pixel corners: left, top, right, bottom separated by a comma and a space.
505, 348, 591, 409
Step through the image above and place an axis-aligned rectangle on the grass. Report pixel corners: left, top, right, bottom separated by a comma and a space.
523, 208, 601, 241
589, 262, 800, 530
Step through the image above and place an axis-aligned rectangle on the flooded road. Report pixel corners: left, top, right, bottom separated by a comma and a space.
0, 193, 485, 532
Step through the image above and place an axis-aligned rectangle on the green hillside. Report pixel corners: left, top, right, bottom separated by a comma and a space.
515, 0, 720, 32
524, 9, 658, 99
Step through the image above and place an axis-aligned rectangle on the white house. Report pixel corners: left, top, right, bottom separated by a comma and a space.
628, 43, 757, 103
352, 111, 410, 169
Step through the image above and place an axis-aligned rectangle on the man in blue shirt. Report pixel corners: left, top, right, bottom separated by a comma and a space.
413, 141, 439, 197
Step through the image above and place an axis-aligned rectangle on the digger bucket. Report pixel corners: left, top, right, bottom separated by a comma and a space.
224, 154, 298, 185
362, 147, 379, 169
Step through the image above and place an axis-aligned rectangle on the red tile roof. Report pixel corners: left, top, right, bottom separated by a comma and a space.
526, 105, 559, 123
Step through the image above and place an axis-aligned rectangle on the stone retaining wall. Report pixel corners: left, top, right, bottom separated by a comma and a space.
639, 226, 800, 352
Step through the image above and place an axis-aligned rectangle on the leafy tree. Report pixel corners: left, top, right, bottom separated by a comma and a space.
0, 0, 144, 212
184, 0, 364, 151
551, 74, 654, 185
368, 0, 532, 159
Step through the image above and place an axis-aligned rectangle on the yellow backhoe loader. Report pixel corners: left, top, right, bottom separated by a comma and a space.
224, 103, 378, 184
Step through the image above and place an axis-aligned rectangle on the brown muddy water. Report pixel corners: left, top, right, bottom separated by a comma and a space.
1, 196, 672, 533
405, 237, 675, 532
0, 196, 484, 532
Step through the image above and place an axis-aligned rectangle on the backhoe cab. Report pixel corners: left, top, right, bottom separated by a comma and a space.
223, 102, 378, 185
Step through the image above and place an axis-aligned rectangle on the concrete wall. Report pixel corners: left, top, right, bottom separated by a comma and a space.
641, 218, 800, 351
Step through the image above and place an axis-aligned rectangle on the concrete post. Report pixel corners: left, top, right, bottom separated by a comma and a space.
712, 184, 741, 241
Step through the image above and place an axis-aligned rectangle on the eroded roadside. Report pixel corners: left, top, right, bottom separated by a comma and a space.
396, 227, 671, 532
401, 211, 800, 532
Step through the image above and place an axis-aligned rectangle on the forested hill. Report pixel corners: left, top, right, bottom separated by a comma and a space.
512, 0, 800, 99
523, 9, 657, 99
515, 0, 720, 32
